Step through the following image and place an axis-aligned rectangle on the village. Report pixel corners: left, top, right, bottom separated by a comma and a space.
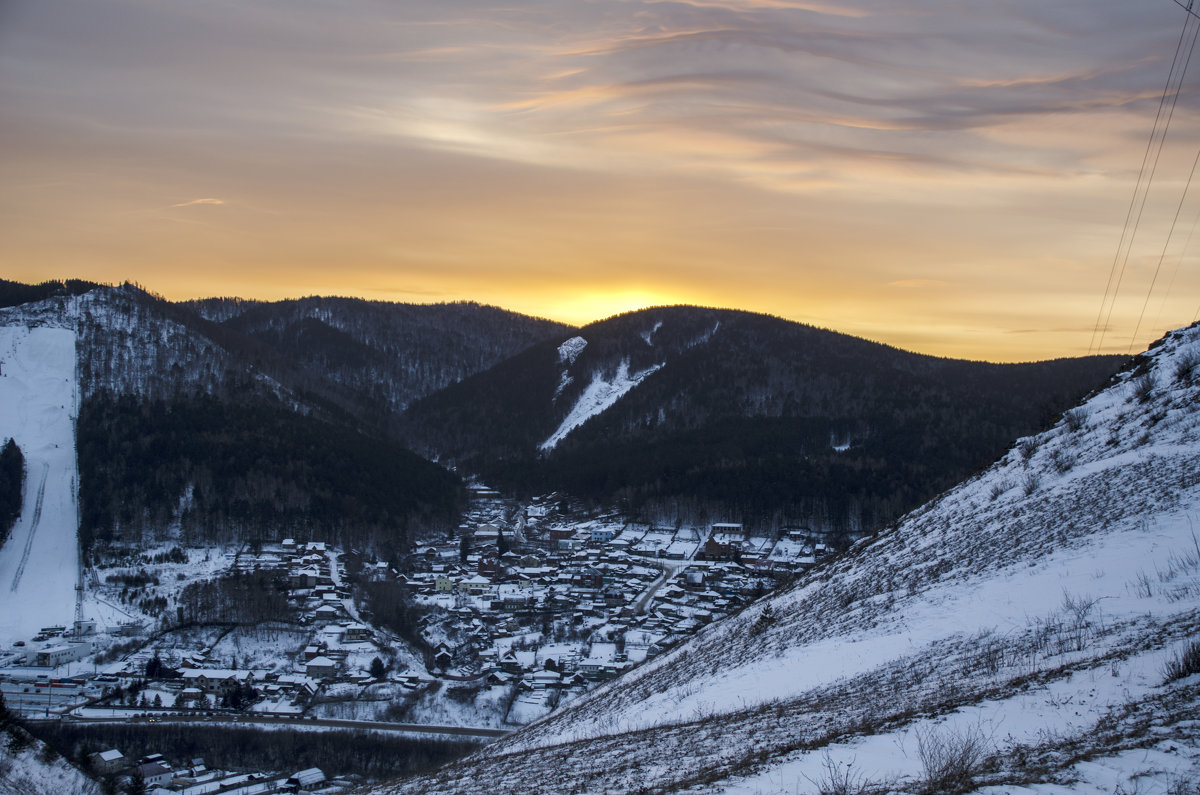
0, 489, 837, 790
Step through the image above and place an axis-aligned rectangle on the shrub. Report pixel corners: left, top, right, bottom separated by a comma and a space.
1132, 374, 1155, 404
1051, 450, 1075, 474
1064, 408, 1088, 432
1163, 639, 1200, 683
805, 753, 886, 795
1022, 474, 1040, 496
914, 723, 990, 794
1175, 351, 1199, 386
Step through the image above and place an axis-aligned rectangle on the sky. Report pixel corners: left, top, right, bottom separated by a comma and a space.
2, 0, 1200, 362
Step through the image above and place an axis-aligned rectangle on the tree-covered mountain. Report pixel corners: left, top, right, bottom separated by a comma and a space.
0, 282, 568, 555
402, 306, 1127, 532
187, 295, 572, 413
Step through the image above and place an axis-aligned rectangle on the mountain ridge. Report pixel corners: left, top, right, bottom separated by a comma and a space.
403, 305, 1126, 533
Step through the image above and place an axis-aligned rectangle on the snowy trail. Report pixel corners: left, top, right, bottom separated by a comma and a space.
9, 462, 48, 591
0, 326, 80, 643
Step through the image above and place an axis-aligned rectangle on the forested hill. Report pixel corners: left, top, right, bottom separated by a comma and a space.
402, 306, 1127, 532
187, 295, 572, 413
1, 282, 569, 556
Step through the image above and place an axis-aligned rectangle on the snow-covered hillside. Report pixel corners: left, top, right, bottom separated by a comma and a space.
0, 327, 81, 644
540, 357, 662, 451
374, 323, 1200, 794
0, 728, 99, 795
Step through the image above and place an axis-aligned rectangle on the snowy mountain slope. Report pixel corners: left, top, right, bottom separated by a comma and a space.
0, 282, 465, 555
0, 728, 99, 795
373, 323, 1200, 794
540, 358, 663, 451
0, 327, 81, 644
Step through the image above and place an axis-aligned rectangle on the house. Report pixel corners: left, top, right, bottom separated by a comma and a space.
285, 767, 326, 792
179, 669, 255, 695
305, 656, 337, 679
135, 761, 173, 788
459, 574, 492, 596
313, 604, 339, 622
343, 623, 371, 642
497, 650, 523, 675
531, 670, 561, 689
89, 748, 123, 773
277, 674, 320, 696
590, 527, 616, 543
473, 524, 501, 545
176, 687, 206, 707
291, 566, 321, 589
703, 534, 741, 561
435, 574, 455, 593
433, 644, 453, 670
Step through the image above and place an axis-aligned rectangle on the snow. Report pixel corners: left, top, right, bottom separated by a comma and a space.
556, 336, 587, 364
539, 358, 662, 451
640, 321, 663, 346
0, 731, 100, 795
0, 327, 80, 645
372, 324, 1200, 794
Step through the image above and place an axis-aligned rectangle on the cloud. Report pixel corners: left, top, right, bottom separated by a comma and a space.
171, 198, 225, 208
1, 0, 1195, 360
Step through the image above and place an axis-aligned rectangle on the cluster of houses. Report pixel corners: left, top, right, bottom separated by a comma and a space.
87, 748, 333, 793
398, 510, 836, 697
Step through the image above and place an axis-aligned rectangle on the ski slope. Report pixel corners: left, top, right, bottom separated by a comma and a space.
0, 326, 80, 644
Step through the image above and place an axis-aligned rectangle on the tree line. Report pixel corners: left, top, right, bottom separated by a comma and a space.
0, 438, 23, 546
77, 392, 463, 554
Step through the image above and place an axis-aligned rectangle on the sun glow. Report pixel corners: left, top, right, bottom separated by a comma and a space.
544, 288, 699, 325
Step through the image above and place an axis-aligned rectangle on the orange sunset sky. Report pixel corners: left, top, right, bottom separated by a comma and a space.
3, 0, 1200, 361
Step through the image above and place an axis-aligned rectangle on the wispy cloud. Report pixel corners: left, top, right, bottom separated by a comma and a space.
171, 198, 225, 208
1, 0, 1195, 360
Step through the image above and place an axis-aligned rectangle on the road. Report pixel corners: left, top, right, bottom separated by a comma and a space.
633, 563, 680, 614
37, 711, 511, 739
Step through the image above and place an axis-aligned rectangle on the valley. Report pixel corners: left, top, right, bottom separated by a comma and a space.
0, 280, 1193, 793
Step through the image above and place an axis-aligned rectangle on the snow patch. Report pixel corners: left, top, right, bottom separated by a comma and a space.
553, 370, 573, 400
640, 321, 663, 346
557, 336, 588, 364
540, 359, 662, 451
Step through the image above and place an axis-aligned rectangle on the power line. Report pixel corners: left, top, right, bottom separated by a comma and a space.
1091, 9, 1200, 354
1090, 11, 1197, 353
1128, 141, 1200, 352
1172, 0, 1200, 20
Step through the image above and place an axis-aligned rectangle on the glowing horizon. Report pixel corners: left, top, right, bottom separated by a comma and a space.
3, 1, 1199, 363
